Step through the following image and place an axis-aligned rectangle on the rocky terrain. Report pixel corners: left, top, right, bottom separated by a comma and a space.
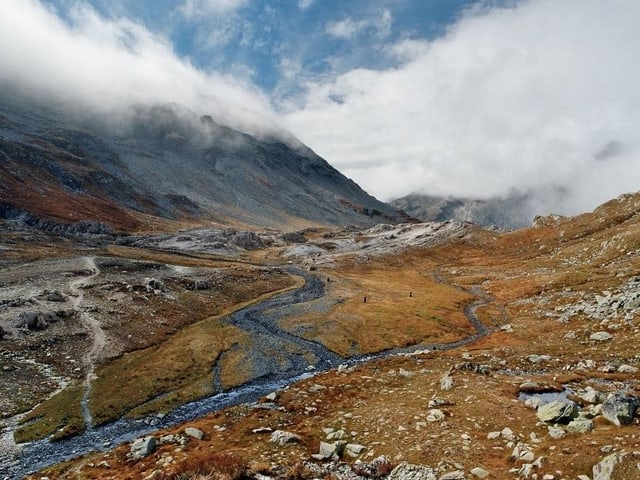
0, 191, 638, 480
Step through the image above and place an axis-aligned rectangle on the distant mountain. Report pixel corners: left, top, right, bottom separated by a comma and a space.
0, 98, 407, 232
391, 192, 537, 230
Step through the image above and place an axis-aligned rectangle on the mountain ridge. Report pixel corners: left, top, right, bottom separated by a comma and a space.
0, 98, 409, 232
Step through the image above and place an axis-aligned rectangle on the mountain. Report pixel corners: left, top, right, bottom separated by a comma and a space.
0, 98, 407, 232
391, 192, 542, 229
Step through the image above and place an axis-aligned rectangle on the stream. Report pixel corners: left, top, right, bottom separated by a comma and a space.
0, 268, 493, 479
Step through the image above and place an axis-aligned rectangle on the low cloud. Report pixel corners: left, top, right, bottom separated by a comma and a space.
284, 0, 640, 216
0, 0, 277, 135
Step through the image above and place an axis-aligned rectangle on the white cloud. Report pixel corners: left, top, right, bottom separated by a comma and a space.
285, 0, 640, 216
326, 9, 392, 40
0, 0, 278, 135
179, 0, 249, 19
298, 0, 315, 10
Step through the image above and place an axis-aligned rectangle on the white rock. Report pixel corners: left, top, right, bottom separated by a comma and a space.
270, 430, 301, 446
440, 375, 454, 391
426, 409, 445, 422
590, 331, 613, 342
184, 427, 204, 440
470, 467, 490, 479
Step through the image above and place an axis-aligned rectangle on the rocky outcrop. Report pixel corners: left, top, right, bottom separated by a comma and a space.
601, 393, 638, 426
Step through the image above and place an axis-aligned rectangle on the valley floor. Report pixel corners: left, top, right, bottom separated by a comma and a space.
1, 193, 640, 480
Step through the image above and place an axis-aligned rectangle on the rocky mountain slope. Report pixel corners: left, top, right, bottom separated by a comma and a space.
0, 97, 407, 232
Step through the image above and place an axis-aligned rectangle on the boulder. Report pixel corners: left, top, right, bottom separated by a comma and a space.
426, 409, 445, 422
589, 331, 612, 342
184, 427, 204, 440
345, 443, 366, 457
536, 400, 578, 424
388, 463, 437, 480
470, 467, 490, 479
129, 436, 157, 460
566, 419, 594, 434
440, 374, 453, 391
601, 393, 638, 426
269, 430, 301, 446
593, 453, 623, 480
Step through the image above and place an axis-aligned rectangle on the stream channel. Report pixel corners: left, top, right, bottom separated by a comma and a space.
1, 268, 492, 479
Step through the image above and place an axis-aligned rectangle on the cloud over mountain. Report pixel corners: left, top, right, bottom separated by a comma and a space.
0, 0, 277, 135
283, 0, 640, 216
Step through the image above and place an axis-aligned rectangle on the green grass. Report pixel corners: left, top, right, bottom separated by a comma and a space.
15, 384, 85, 443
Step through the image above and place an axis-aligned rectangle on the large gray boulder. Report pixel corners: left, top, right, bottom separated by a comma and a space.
536, 400, 578, 424
601, 393, 638, 426
129, 436, 157, 460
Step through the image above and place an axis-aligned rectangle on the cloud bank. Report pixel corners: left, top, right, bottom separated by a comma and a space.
0, 0, 277, 135
284, 0, 640, 215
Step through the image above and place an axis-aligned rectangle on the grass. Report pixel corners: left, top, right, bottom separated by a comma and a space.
282, 257, 476, 356
15, 383, 85, 443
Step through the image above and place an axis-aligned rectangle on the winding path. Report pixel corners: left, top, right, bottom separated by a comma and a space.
1, 264, 496, 479
68, 256, 104, 430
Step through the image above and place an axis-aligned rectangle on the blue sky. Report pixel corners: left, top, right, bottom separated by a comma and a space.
42, 0, 478, 99
1, 0, 640, 216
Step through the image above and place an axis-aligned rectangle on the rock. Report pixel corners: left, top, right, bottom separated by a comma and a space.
590, 331, 613, 342
581, 386, 604, 404
399, 368, 414, 378
536, 400, 578, 424
159, 434, 187, 445
265, 391, 278, 401
184, 427, 204, 440
316, 441, 340, 460
252, 427, 273, 434
601, 393, 638, 426
428, 398, 454, 408
269, 430, 301, 446
566, 419, 594, 434
547, 426, 566, 439
426, 409, 445, 422
353, 456, 392, 477
617, 364, 638, 373
470, 467, 490, 479
345, 443, 367, 457
388, 463, 437, 480
486, 431, 500, 440
527, 354, 551, 364
129, 436, 157, 460
440, 471, 465, 480
327, 429, 348, 440
593, 453, 623, 480
440, 374, 454, 391
501, 427, 515, 440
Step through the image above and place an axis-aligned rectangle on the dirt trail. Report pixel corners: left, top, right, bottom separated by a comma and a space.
68, 256, 104, 429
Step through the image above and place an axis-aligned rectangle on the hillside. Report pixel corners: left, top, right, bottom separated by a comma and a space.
391, 191, 567, 230
0, 192, 638, 480
0, 97, 407, 232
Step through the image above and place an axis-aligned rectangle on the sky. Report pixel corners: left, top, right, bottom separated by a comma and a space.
1, 0, 639, 217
